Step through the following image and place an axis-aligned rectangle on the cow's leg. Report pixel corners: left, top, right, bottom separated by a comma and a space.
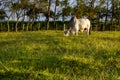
75, 30, 79, 36
87, 28, 90, 35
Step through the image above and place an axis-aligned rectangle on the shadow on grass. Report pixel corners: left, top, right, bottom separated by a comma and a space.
0, 55, 92, 79
0, 56, 62, 79
0, 70, 49, 80
0, 71, 31, 80
0, 50, 119, 80
98, 36, 120, 42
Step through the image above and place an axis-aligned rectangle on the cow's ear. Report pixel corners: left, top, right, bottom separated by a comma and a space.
75, 16, 77, 20
74, 16, 77, 22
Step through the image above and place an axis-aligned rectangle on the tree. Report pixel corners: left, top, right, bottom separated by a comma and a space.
0, 9, 6, 31
3, 0, 15, 32
0, 0, 119, 31
11, 1, 23, 32
59, 0, 72, 29
46, 0, 51, 30
35, 0, 48, 30
54, 0, 59, 30
0, 9, 6, 21
73, 0, 84, 18
93, 0, 105, 31
103, 0, 111, 31
114, 0, 120, 25
19, 0, 29, 31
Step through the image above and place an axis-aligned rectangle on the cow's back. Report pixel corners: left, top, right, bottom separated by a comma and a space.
79, 19, 90, 29
85, 19, 90, 28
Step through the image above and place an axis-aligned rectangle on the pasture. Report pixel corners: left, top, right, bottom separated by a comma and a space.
0, 31, 120, 80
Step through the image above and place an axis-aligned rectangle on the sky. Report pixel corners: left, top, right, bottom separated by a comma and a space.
1, 0, 100, 21
3, 0, 77, 21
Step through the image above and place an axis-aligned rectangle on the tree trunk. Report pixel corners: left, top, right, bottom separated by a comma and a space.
118, 20, 120, 25
38, 22, 40, 30
30, 17, 34, 31
104, 0, 109, 31
7, 12, 13, 32
15, 21, 18, 32
26, 18, 30, 31
104, 14, 108, 31
7, 18, 10, 32
110, 17, 113, 31
62, 14, 65, 30
46, 18, 49, 30
21, 11, 25, 31
22, 23, 25, 31
54, 0, 57, 30
110, 0, 114, 31
0, 23, 1, 32
46, 0, 51, 30
15, 18, 19, 32
97, 13, 100, 31
37, 15, 41, 31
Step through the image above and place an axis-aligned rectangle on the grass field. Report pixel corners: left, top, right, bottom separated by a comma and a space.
0, 31, 120, 80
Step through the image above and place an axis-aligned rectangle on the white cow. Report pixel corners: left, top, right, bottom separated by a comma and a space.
64, 16, 91, 36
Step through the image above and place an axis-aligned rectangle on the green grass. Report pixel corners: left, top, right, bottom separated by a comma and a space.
0, 31, 120, 80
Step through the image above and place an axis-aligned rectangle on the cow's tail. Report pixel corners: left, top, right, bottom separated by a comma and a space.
89, 29, 91, 35
89, 21, 91, 35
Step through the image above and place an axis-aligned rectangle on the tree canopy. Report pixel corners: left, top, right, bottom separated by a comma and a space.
0, 0, 120, 31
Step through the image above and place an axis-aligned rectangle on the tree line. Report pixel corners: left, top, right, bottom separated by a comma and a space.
0, 0, 120, 32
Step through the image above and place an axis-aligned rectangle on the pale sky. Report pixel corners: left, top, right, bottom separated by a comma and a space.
8, 0, 77, 21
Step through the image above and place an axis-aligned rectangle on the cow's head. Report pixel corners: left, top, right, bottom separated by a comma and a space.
64, 15, 77, 36
64, 29, 70, 36
64, 27, 75, 36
